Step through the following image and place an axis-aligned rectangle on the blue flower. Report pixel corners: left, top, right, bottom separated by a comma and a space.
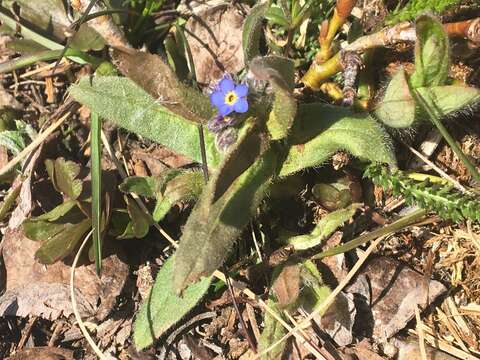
210, 76, 249, 117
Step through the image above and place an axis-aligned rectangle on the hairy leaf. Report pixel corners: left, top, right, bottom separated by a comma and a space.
250, 56, 297, 140
34, 218, 91, 264
111, 49, 213, 121
258, 298, 287, 360
280, 104, 395, 176
410, 15, 449, 88
288, 203, 361, 250
298, 260, 331, 312
374, 69, 416, 128
416, 85, 480, 116
242, 2, 269, 63
365, 164, 480, 222
173, 121, 279, 293
134, 256, 212, 350
69, 76, 222, 168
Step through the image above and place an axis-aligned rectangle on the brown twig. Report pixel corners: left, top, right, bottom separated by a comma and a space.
444, 18, 480, 44
225, 274, 257, 353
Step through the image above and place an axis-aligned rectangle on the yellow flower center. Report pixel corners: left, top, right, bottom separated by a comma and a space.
224, 91, 238, 105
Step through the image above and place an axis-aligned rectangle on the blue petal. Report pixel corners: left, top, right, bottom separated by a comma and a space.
219, 77, 235, 93
234, 84, 248, 97
233, 98, 248, 113
219, 103, 234, 116
210, 91, 225, 107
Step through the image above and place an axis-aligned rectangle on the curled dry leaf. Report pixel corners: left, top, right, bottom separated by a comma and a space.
0, 227, 129, 320
185, 5, 248, 86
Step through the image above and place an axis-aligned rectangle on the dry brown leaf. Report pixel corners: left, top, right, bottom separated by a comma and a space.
272, 263, 300, 308
0, 227, 129, 320
6, 346, 74, 360
131, 145, 193, 177
318, 291, 356, 346
185, 5, 247, 86
347, 256, 446, 342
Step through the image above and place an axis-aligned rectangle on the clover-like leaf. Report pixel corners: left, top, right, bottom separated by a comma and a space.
374, 69, 416, 128
117, 198, 151, 239
34, 218, 91, 264
119, 176, 157, 198
242, 2, 269, 63
69, 76, 222, 168
280, 104, 395, 176
45, 158, 83, 200
288, 203, 361, 250
134, 255, 212, 350
173, 120, 279, 293
153, 171, 204, 222
410, 15, 449, 88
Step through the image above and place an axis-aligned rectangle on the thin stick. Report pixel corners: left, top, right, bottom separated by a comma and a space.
70, 230, 107, 360
415, 305, 428, 360
403, 140, 467, 192
225, 274, 257, 353
0, 112, 71, 177
197, 124, 209, 182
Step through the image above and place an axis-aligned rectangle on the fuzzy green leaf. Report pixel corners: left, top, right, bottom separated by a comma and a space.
134, 256, 212, 350
111, 49, 213, 121
374, 69, 416, 128
288, 203, 361, 250
173, 121, 279, 293
243, 2, 269, 63
298, 260, 331, 312
416, 85, 480, 116
69, 76, 222, 168
34, 218, 91, 264
280, 104, 395, 176
250, 56, 297, 140
119, 176, 157, 198
410, 15, 449, 88
258, 298, 287, 360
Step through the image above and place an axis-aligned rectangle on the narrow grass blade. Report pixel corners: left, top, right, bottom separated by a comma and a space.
91, 111, 102, 274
